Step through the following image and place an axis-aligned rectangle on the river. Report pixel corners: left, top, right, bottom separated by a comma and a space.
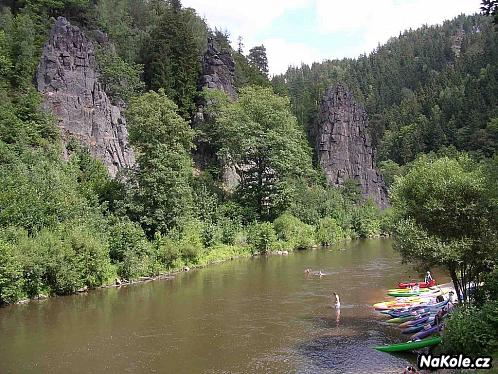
0, 239, 448, 373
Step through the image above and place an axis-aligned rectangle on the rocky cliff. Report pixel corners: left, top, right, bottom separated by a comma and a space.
312, 84, 388, 208
36, 17, 135, 177
198, 38, 237, 100
194, 38, 239, 187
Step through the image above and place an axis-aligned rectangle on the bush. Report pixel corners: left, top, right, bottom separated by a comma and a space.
441, 301, 498, 357
248, 222, 276, 254
0, 238, 25, 304
154, 234, 180, 269
379, 207, 395, 235
316, 217, 343, 246
95, 46, 144, 103
107, 217, 156, 280
65, 224, 113, 288
273, 213, 315, 249
176, 220, 204, 264
218, 217, 241, 246
351, 200, 381, 238
475, 268, 498, 305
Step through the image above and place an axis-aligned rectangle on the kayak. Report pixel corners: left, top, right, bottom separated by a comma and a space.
376, 298, 448, 312
399, 280, 436, 288
411, 325, 442, 340
382, 306, 427, 317
387, 289, 442, 298
387, 315, 419, 324
374, 296, 425, 307
401, 324, 425, 334
399, 315, 430, 328
388, 311, 430, 324
375, 302, 421, 311
373, 336, 442, 352
388, 287, 433, 293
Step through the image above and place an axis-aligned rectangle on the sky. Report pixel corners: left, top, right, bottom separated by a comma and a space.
182, 0, 482, 76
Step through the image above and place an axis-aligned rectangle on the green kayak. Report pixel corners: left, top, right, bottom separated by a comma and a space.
387, 291, 428, 297
373, 336, 442, 352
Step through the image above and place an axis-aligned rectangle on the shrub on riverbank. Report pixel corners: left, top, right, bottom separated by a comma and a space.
316, 217, 343, 246
248, 222, 277, 254
273, 213, 315, 250
441, 301, 498, 357
351, 200, 381, 238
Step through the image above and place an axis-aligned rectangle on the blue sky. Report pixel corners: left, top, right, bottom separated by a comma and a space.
182, 0, 482, 75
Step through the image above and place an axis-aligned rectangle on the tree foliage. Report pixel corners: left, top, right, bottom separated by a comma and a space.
126, 90, 195, 237
391, 155, 497, 302
208, 86, 315, 220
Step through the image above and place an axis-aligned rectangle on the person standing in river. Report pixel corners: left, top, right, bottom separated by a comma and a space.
333, 292, 340, 308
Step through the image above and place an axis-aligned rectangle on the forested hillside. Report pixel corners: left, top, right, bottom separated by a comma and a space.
0, 0, 496, 307
273, 15, 498, 168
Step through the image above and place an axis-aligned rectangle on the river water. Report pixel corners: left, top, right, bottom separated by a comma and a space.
0, 239, 448, 373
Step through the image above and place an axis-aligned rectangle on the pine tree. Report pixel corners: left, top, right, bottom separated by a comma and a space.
248, 45, 269, 77
237, 35, 244, 54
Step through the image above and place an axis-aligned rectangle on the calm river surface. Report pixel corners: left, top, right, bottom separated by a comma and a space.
0, 239, 448, 373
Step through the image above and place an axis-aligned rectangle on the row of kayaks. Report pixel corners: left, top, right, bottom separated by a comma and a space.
372, 279, 450, 353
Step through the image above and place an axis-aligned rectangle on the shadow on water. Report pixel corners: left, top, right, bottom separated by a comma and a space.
295, 308, 419, 373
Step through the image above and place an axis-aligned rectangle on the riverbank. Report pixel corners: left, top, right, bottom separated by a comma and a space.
7, 238, 358, 307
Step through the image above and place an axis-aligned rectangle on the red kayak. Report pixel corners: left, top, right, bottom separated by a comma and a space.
398, 279, 436, 288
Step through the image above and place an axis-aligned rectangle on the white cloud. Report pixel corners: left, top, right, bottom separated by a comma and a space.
182, 0, 482, 74
182, 0, 311, 38
262, 38, 329, 75
315, 0, 481, 56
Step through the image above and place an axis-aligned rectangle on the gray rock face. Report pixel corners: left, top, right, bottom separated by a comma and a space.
198, 38, 237, 100
312, 84, 388, 208
194, 38, 239, 188
36, 17, 135, 177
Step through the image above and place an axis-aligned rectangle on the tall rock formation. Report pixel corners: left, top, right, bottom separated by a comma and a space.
36, 17, 135, 177
312, 84, 388, 208
198, 38, 237, 100
194, 38, 239, 187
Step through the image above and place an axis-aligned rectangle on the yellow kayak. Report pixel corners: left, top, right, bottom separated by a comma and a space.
373, 297, 423, 309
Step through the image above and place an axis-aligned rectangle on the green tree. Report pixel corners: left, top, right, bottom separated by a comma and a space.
248, 45, 269, 77
209, 86, 314, 220
481, 0, 498, 26
95, 46, 144, 103
391, 155, 497, 302
141, 2, 206, 117
126, 90, 195, 237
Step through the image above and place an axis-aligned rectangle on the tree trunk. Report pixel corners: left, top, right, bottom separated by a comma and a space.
449, 264, 463, 303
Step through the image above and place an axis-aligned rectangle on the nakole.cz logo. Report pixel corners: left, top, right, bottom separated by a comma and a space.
418, 354, 492, 370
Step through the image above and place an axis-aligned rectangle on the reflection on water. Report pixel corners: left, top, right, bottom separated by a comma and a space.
0, 239, 449, 373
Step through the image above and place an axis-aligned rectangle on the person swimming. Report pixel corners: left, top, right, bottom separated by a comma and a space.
333, 292, 340, 308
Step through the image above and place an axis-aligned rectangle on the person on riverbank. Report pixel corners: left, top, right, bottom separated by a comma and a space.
424, 271, 433, 283
333, 292, 340, 308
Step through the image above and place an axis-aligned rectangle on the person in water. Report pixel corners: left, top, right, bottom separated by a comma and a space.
333, 292, 340, 308
424, 271, 433, 283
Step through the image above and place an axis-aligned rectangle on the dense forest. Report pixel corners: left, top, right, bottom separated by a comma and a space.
273, 14, 498, 170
